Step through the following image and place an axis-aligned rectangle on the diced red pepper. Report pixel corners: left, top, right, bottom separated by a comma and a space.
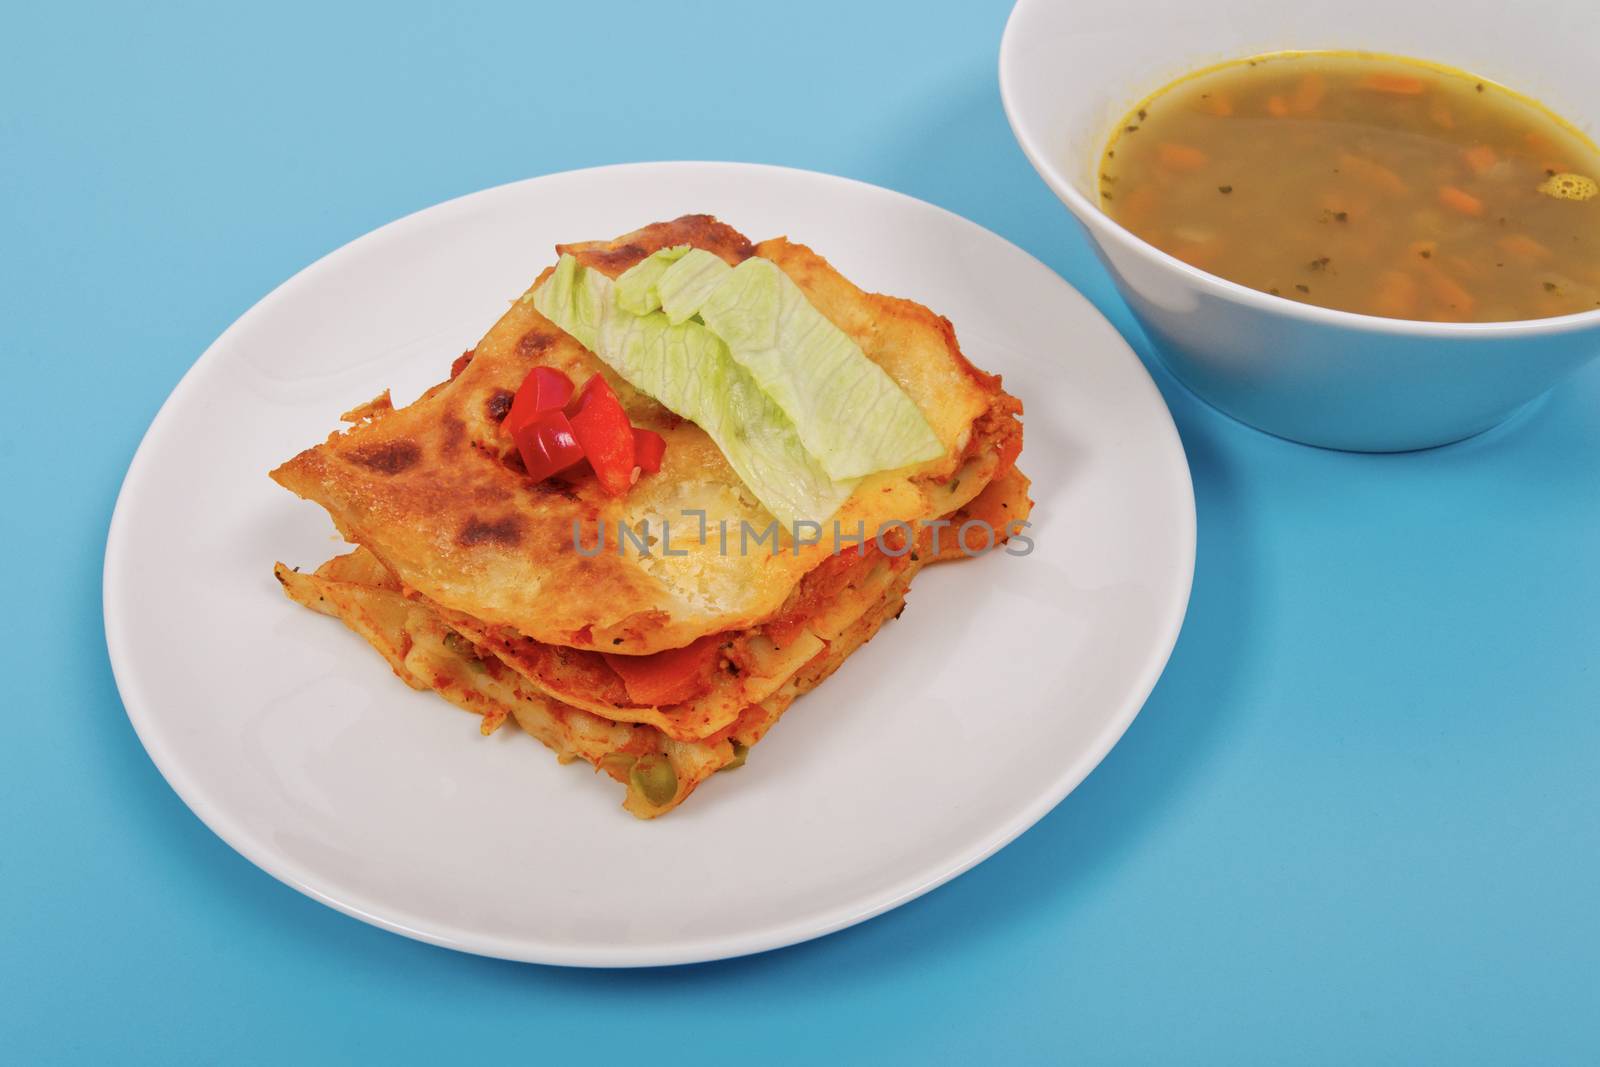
499, 365, 667, 494
633, 428, 666, 474
505, 366, 574, 434
567, 375, 636, 495
603, 634, 725, 706
508, 409, 585, 483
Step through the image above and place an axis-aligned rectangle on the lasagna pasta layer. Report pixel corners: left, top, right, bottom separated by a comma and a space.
274, 467, 1031, 817
270, 216, 1022, 656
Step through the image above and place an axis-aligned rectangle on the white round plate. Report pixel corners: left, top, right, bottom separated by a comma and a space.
105, 162, 1195, 967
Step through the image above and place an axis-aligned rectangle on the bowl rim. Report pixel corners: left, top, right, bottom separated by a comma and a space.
997, 0, 1600, 340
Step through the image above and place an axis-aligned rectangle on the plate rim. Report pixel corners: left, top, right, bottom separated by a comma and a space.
103, 160, 1196, 967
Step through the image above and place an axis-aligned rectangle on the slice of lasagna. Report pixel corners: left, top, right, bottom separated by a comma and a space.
271, 216, 1028, 817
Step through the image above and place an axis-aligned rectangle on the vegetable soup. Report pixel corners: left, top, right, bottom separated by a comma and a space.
1099, 52, 1600, 322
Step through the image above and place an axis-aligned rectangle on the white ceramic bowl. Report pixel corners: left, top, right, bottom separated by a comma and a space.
1000, 0, 1600, 451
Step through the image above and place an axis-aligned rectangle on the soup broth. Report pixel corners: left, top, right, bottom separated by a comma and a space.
1099, 52, 1600, 322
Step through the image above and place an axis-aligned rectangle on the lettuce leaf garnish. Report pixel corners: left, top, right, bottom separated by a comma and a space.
532, 244, 947, 521
655, 252, 945, 480
533, 255, 856, 527
535, 251, 608, 351
655, 248, 735, 325
613, 244, 692, 318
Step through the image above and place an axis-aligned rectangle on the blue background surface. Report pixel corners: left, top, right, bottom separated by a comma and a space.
4, 1, 1596, 1062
